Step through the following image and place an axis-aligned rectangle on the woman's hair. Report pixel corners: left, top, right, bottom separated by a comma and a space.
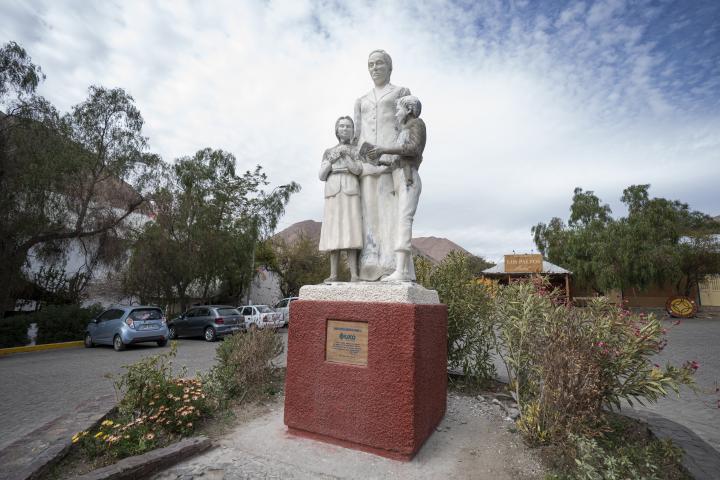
335, 116, 354, 141
368, 49, 393, 73
398, 95, 422, 117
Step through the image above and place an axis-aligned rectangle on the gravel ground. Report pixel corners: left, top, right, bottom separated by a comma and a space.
152, 392, 545, 480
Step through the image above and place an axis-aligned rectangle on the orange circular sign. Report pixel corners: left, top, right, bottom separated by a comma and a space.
665, 296, 697, 318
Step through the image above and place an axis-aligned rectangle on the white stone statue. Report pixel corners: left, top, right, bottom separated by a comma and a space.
368, 95, 426, 281
318, 116, 362, 282
353, 49, 411, 281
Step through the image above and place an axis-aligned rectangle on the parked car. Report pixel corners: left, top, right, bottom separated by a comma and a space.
84, 306, 169, 352
239, 305, 284, 330
273, 297, 298, 327
168, 305, 245, 342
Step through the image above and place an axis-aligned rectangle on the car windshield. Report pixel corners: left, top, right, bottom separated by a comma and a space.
256, 306, 273, 313
130, 308, 163, 320
217, 308, 240, 316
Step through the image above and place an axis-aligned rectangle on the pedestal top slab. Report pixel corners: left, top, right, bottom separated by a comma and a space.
299, 281, 440, 304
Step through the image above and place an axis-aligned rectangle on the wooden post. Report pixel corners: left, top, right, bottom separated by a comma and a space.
565, 274, 571, 302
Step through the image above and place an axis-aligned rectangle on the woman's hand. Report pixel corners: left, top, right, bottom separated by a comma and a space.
328, 150, 341, 163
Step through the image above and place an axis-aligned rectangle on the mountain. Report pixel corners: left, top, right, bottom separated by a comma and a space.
410, 236, 470, 264
274, 220, 471, 263
274, 220, 322, 244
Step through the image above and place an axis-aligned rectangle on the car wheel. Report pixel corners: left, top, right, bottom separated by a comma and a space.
84, 333, 94, 348
157, 339, 168, 347
204, 327, 217, 342
113, 335, 126, 351
168, 325, 177, 340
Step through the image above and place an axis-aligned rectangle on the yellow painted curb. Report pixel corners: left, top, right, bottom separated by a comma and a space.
0, 340, 84, 356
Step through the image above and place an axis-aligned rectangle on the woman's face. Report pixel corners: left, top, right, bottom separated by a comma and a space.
368, 52, 390, 86
336, 119, 354, 142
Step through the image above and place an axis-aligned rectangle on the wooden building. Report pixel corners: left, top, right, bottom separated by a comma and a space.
482, 254, 572, 300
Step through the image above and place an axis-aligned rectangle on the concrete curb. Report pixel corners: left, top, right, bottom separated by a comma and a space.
623, 409, 720, 480
0, 341, 83, 356
0, 395, 117, 480
74, 436, 212, 480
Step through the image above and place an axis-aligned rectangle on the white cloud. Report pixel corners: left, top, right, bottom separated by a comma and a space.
2, 0, 718, 262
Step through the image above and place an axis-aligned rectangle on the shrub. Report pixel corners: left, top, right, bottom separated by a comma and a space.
493, 278, 696, 444
0, 316, 30, 348
415, 251, 495, 383
554, 432, 688, 480
75, 343, 210, 460
204, 329, 283, 407
26, 304, 103, 344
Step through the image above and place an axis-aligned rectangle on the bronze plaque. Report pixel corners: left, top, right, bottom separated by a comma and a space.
505, 254, 543, 273
325, 320, 368, 366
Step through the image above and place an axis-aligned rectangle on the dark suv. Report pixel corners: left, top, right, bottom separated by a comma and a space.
168, 305, 244, 342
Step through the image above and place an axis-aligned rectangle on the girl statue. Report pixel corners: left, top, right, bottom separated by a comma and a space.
318, 116, 363, 282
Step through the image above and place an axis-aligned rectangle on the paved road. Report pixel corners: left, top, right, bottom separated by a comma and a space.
633, 315, 720, 451
0, 331, 289, 453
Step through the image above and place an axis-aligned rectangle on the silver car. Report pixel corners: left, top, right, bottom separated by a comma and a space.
273, 297, 298, 327
239, 305, 284, 330
84, 306, 169, 352
168, 305, 245, 342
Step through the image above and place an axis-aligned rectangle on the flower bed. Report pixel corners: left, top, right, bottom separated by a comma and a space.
40, 330, 283, 478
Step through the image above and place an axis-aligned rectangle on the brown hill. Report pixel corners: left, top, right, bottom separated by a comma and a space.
274, 220, 322, 244
274, 220, 470, 263
411, 236, 471, 264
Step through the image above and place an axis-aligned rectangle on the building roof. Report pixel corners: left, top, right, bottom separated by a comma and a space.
483, 260, 572, 275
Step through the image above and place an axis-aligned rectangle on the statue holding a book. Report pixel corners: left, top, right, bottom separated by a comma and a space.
319, 49, 426, 283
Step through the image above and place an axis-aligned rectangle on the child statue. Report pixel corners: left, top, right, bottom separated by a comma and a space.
318, 116, 363, 282
367, 95, 426, 281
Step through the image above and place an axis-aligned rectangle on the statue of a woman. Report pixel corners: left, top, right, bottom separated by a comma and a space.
353, 49, 411, 281
318, 116, 363, 281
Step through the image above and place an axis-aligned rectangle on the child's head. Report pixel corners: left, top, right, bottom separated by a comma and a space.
396, 96, 421, 121
335, 116, 354, 142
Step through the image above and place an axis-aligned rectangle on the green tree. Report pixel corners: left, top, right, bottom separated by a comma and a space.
1, 41, 159, 313
465, 254, 495, 276
533, 185, 720, 297
124, 148, 299, 312
0, 41, 44, 101
268, 233, 330, 298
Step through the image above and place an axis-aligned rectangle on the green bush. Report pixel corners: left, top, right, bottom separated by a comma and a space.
0, 316, 30, 348
25, 304, 103, 344
493, 278, 695, 445
204, 329, 283, 407
75, 343, 210, 460
415, 251, 495, 383
551, 432, 688, 480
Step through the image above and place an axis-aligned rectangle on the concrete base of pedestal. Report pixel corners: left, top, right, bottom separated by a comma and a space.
283, 298, 448, 461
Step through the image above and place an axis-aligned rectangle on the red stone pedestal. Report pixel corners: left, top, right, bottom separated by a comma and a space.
284, 300, 448, 461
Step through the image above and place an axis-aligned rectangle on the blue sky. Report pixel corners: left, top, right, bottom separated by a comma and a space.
2, 0, 719, 261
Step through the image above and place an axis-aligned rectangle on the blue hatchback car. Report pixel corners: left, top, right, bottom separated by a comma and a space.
84, 305, 169, 351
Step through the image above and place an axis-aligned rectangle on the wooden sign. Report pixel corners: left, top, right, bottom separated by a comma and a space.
504, 254, 543, 273
665, 296, 697, 318
326, 320, 368, 366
